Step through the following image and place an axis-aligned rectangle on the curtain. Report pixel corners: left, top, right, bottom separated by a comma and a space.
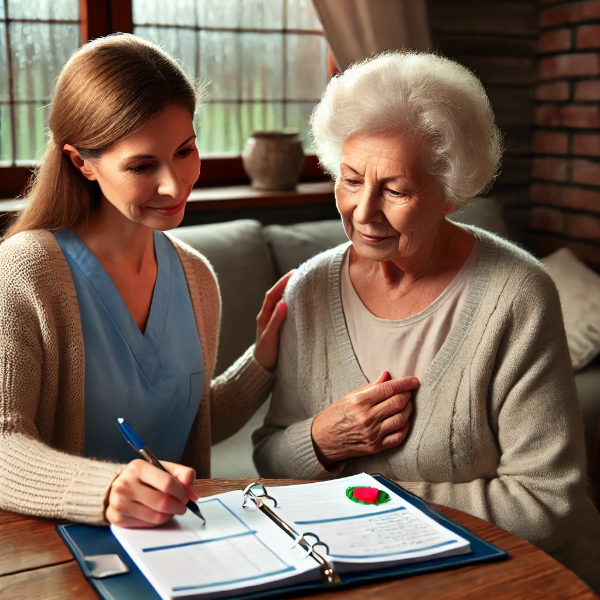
312, 0, 432, 71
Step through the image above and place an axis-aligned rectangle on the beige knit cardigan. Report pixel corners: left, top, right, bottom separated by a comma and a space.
0, 230, 273, 524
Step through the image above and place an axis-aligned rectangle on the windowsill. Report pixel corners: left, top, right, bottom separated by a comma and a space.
186, 181, 334, 210
0, 181, 335, 216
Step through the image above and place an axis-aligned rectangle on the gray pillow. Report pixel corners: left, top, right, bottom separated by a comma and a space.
264, 220, 348, 277
169, 220, 277, 376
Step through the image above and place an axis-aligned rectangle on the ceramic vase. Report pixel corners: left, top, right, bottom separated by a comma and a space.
242, 131, 305, 191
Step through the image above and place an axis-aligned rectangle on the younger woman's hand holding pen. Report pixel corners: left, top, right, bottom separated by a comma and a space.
105, 460, 198, 528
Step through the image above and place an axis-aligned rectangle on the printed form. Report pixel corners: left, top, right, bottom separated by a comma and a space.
111, 473, 472, 598
111, 491, 317, 600
269, 473, 471, 565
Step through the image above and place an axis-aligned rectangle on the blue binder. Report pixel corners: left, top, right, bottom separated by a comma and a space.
57, 474, 508, 599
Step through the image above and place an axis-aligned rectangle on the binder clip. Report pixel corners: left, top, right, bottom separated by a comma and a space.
290, 533, 339, 584
291, 531, 323, 558
240, 482, 341, 585
242, 482, 277, 510
82, 554, 129, 579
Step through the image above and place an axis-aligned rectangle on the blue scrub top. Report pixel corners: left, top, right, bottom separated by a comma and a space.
54, 229, 204, 464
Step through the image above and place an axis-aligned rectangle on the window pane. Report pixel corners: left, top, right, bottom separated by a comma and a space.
7, 0, 78, 21
286, 0, 322, 30
240, 0, 284, 30
0, 104, 13, 165
240, 102, 284, 142
286, 34, 327, 100
285, 102, 316, 150
133, 0, 199, 27
2, 2, 80, 165
132, 0, 327, 157
132, 0, 161, 27
196, 102, 243, 155
15, 102, 48, 163
240, 33, 283, 101
10, 21, 79, 101
200, 0, 241, 29
200, 31, 239, 101
0, 23, 9, 102
135, 26, 200, 80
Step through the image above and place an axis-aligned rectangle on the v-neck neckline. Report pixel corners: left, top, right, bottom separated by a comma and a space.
55, 229, 172, 383
329, 228, 497, 393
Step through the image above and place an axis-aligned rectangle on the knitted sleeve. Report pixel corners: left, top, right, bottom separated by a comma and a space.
210, 346, 274, 444
252, 269, 332, 480
0, 235, 123, 524
404, 270, 597, 551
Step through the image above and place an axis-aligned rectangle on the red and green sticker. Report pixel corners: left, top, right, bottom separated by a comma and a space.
346, 486, 391, 505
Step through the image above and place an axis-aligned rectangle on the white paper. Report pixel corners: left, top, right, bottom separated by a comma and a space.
111, 474, 472, 598
111, 490, 318, 600
268, 474, 470, 565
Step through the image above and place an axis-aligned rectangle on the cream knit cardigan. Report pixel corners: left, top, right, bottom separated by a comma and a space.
0, 230, 273, 525
253, 228, 600, 592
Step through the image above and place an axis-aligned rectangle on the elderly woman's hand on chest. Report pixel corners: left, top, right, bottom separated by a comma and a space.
311, 371, 419, 466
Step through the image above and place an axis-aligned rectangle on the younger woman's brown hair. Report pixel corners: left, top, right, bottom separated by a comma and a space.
5, 33, 199, 239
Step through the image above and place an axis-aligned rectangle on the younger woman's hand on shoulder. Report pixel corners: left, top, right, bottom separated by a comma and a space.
105, 460, 198, 528
254, 271, 294, 372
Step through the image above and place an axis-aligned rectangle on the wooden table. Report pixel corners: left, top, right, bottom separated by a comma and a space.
0, 478, 596, 600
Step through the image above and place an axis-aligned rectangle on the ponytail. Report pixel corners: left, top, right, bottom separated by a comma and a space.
5, 138, 98, 238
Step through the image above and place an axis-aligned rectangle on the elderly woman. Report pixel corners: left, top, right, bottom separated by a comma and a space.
253, 52, 600, 591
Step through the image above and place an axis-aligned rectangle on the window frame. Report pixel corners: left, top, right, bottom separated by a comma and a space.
0, 0, 331, 199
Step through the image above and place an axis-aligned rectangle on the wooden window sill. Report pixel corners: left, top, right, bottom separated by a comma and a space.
0, 181, 335, 216
186, 181, 334, 211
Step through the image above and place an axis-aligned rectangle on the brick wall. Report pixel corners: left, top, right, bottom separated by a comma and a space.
428, 0, 538, 238
529, 0, 600, 269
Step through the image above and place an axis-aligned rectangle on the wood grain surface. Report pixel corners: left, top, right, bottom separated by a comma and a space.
0, 478, 596, 600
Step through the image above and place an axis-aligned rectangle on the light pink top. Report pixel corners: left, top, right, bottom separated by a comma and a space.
340, 238, 481, 382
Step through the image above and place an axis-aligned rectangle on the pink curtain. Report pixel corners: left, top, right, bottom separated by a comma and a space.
312, 0, 432, 71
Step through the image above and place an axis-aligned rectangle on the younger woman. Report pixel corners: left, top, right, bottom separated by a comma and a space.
0, 34, 289, 527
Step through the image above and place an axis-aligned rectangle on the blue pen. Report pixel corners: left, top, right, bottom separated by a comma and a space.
117, 418, 206, 524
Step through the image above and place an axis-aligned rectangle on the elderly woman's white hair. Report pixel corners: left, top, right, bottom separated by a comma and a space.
310, 52, 503, 208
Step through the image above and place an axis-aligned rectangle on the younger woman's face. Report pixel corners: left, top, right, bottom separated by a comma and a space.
71, 103, 200, 230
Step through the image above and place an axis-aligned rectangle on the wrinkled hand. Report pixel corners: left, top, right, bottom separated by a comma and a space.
105, 460, 198, 528
254, 271, 294, 372
311, 372, 419, 467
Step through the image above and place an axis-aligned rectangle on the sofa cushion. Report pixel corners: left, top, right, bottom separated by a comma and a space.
169, 220, 277, 376
264, 220, 349, 276
575, 361, 600, 464
541, 248, 600, 371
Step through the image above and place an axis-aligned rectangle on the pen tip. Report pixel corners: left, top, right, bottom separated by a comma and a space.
117, 417, 124, 424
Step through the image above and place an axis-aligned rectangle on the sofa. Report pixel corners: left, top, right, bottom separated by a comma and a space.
168, 202, 600, 502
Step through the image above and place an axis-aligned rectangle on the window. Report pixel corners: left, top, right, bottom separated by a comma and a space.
132, 0, 327, 156
0, 0, 329, 197
0, 0, 80, 165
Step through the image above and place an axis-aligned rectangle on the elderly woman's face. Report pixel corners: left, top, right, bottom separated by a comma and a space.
336, 132, 454, 263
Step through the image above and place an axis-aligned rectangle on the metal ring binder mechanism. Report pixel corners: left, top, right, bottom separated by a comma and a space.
242, 482, 341, 584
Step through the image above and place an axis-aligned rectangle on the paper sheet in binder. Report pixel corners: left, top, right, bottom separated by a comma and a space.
111, 473, 472, 599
